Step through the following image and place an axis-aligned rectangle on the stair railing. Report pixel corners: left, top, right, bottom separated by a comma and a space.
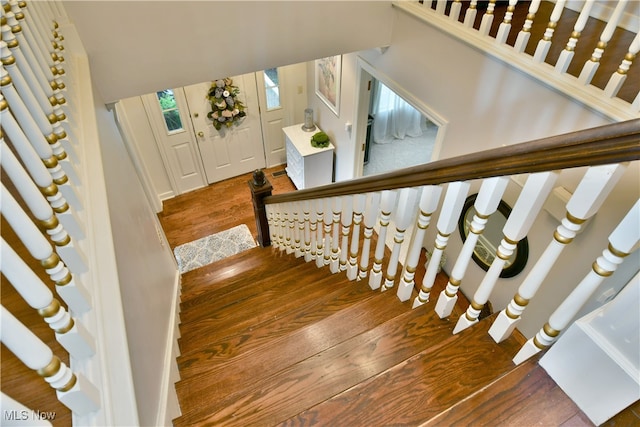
395, 0, 639, 118
1, 0, 136, 423
252, 119, 640, 365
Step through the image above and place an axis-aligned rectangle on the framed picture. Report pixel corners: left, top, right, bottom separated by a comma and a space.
315, 55, 342, 116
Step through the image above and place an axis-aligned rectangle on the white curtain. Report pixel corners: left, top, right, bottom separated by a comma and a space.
371, 81, 424, 144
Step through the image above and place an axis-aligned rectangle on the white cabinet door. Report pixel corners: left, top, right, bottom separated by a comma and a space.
184, 74, 266, 184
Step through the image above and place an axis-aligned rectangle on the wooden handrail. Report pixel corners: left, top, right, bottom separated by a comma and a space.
264, 119, 640, 205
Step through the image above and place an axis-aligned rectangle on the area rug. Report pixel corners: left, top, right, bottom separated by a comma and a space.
173, 224, 257, 274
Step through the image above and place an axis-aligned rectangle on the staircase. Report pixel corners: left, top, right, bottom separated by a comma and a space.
174, 243, 553, 426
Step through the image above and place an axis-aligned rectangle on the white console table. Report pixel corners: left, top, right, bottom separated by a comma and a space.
283, 124, 334, 190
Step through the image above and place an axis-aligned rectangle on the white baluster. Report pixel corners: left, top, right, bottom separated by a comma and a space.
449, 0, 462, 22
490, 164, 629, 343
555, 0, 595, 74
347, 194, 366, 280
1, 185, 91, 313
1, 239, 95, 358
283, 204, 293, 254
454, 172, 559, 334
308, 200, 318, 262
463, 0, 478, 28
359, 192, 381, 281
514, 0, 541, 53
478, 0, 496, 36
399, 185, 443, 303
369, 190, 398, 290
578, 0, 629, 85
1, 392, 53, 426
604, 32, 640, 98
513, 200, 639, 365
292, 202, 303, 257
0, 306, 100, 415
315, 199, 325, 268
265, 204, 278, 249
533, 0, 566, 63
435, 177, 508, 318
2, 143, 86, 267
302, 200, 312, 261
414, 181, 470, 308
323, 198, 333, 267
435, 0, 446, 16
495, 0, 518, 44
330, 197, 342, 273
0, 91, 81, 210
0, 136, 83, 240
339, 195, 353, 272
382, 187, 419, 292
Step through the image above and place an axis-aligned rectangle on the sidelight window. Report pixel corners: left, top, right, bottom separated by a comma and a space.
156, 89, 184, 133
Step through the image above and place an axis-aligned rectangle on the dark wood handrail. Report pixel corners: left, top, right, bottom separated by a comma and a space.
264, 119, 640, 205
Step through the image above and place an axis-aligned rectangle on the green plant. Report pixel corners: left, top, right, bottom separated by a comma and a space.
310, 131, 330, 148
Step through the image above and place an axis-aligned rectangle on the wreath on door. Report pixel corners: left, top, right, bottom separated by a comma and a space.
206, 78, 247, 130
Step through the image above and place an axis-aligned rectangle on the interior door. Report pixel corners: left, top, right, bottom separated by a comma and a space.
256, 68, 288, 167
142, 89, 207, 195
184, 74, 266, 184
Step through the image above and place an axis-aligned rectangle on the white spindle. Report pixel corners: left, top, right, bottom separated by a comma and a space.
490, 164, 629, 343
0, 91, 81, 210
397, 185, 442, 302
435, 177, 508, 318
463, 0, 478, 28
309, 200, 319, 261
555, 0, 595, 74
533, 0, 566, 63
292, 202, 302, 257
1, 392, 53, 426
323, 198, 333, 267
0, 306, 100, 415
330, 197, 342, 273
265, 204, 278, 249
359, 192, 381, 281
302, 200, 312, 262
513, 199, 640, 365
2, 141, 86, 268
514, 0, 541, 53
578, 0, 629, 85
339, 195, 353, 272
1, 185, 91, 313
369, 190, 398, 290
1, 239, 95, 358
453, 172, 559, 334
495, 0, 518, 44
435, 0, 446, 16
414, 181, 470, 308
348, 194, 366, 280
315, 199, 326, 268
478, 0, 496, 36
283, 204, 293, 254
604, 32, 640, 98
449, 0, 462, 22
382, 187, 419, 292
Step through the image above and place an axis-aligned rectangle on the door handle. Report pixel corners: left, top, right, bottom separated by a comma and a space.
197, 131, 204, 137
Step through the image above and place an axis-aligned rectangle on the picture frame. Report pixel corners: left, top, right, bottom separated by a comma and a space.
315, 55, 342, 116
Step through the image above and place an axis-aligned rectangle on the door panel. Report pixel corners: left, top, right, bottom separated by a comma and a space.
184, 74, 266, 184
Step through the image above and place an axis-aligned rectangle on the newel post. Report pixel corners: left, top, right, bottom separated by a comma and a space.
249, 169, 272, 247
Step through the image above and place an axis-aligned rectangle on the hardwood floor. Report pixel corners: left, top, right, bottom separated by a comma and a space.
164, 167, 637, 426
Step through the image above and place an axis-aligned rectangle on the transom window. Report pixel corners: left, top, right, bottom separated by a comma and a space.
264, 68, 281, 110
156, 89, 184, 133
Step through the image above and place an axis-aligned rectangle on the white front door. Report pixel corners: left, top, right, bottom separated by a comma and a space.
256, 68, 288, 167
184, 74, 266, 184
142, 89, 207, 195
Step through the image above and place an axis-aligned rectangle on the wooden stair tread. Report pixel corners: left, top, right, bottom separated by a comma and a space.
176, 293, 467, 426
424, 358, 592, 427
281, 313, 525, 426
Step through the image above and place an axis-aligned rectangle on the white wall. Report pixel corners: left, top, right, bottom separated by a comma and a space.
95, 92, 180, 425
310, 8, 639, 338
62, 1, 394, 103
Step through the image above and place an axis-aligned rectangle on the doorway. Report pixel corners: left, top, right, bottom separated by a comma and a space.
353, 57, 447, 178
363, 79, 438, 176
